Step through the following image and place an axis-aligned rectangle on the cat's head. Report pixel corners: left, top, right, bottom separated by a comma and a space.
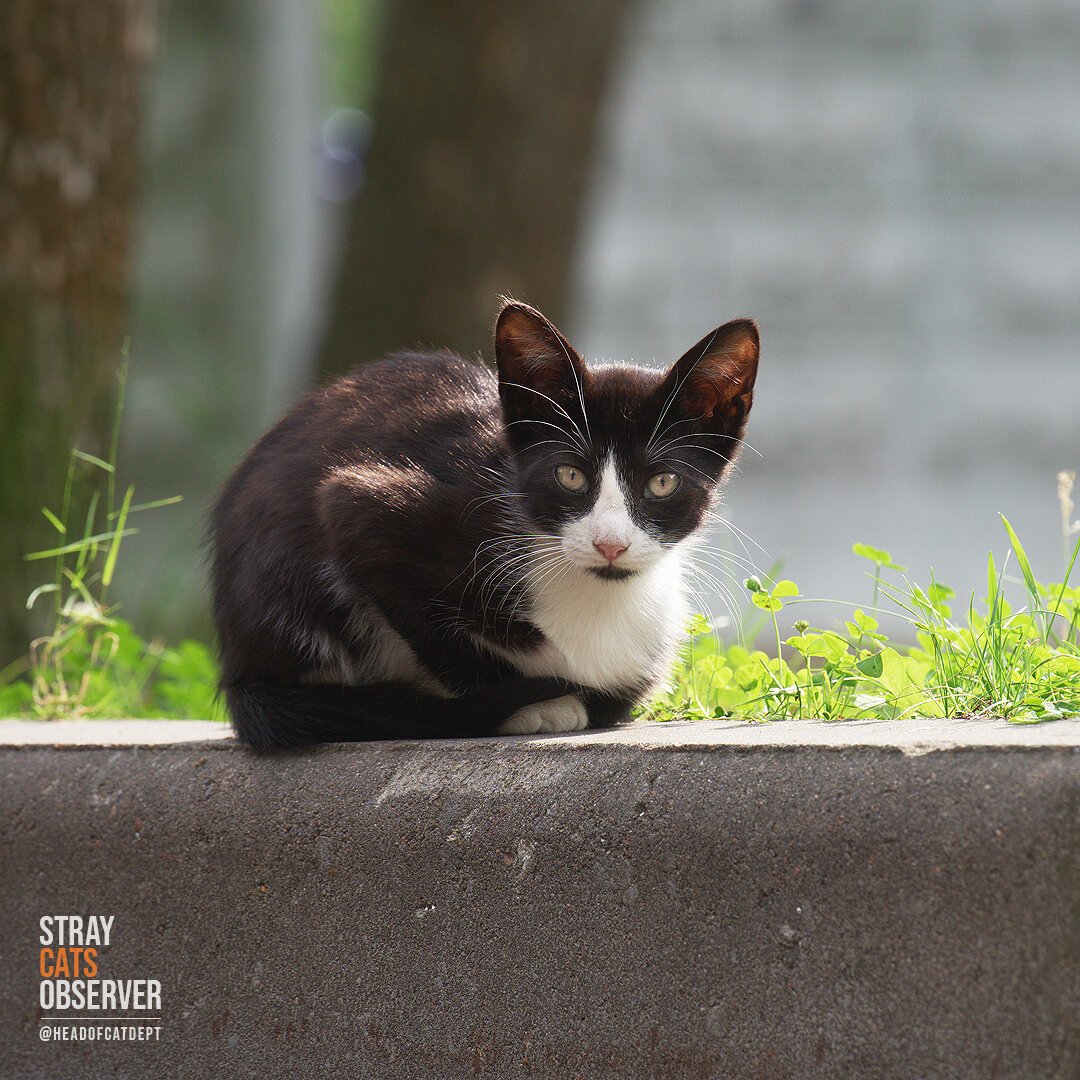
494, 300, 759, 580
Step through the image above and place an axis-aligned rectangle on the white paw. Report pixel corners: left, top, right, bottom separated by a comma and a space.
498, 695, 589, 735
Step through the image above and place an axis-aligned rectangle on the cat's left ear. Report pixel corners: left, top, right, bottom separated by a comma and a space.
660, 318, 759, 437
494, 300, 588, 424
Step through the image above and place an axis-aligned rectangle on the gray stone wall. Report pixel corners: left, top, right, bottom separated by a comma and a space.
573, 0, 1080, 624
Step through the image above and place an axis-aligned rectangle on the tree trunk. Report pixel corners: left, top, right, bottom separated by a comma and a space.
318, 0, 631, 376
0, 0, 156, 662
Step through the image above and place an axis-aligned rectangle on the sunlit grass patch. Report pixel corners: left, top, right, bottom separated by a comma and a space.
643, 472, 1080, 725
0, 357, 221, 721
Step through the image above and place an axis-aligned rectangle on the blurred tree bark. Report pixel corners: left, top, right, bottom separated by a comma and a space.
318, 0, 631, 376
0, 1, 156, 662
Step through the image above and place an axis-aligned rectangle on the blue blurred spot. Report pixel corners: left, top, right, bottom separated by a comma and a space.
316, 108, 371, 203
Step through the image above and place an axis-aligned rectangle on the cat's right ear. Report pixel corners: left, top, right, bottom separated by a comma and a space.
494, 301, 588, 427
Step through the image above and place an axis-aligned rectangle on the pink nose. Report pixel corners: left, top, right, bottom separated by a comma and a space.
594, 541, 628, 563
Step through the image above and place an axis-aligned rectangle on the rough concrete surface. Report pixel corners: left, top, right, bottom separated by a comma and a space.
2, 719, 1078, 1079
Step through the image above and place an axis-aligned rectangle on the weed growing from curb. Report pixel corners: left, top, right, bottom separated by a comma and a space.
644, 473, 1080, 724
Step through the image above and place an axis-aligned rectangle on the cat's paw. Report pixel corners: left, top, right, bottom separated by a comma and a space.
498, 695, 589, 735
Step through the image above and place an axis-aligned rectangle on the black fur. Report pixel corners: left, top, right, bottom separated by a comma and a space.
226, 678, 576, 750
210, 301, 758, 747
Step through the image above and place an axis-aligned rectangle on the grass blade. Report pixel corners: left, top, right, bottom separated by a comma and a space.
1049, 527, 1080, 630
108, 342, 130, 515
26, 583, 60, 610
25, 529, 139, 562
72, 449, 115, 474
102, 486, 134, 587
41, 507, 66, 534
108, 495, 183, 519
1000, 514, 1039, 600
75, 491, 101, 579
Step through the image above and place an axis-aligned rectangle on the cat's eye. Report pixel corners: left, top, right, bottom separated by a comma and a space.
645, 472, 680, 499
554, 465, 588, 493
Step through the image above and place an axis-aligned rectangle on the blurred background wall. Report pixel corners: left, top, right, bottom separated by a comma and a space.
571, 0, 1080, 624
121, 0, 332, 640
10, 0, 1076, 649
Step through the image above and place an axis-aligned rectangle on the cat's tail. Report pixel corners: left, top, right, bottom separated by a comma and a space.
224, 677, 578, 750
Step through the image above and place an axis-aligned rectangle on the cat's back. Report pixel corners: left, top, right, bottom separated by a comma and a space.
220, 350, 500, 501
290, 349, 498, 464
331, 349, 498, 440
211, 349, 504, 601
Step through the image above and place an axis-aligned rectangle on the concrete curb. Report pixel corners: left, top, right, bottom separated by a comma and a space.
2, 719, 1079, 1078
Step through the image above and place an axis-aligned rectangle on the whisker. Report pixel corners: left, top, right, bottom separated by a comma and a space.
460, 492, 528, 522
542, 318, 593, 448
649, 440, 743, 477
501, 552, 569, 633
645, 326, 722, 451
505, 418, 589, 455
655, 455, 716, 486
682, 565, 740, 642
715, 516, 771, 562
490, 550, 569, 636
441, 532, 559, 600
690, 546, 765, 580
475, 542, 561, 610
685, 557, 750, 601
500, 381, 590, 450
652, 422, 764, 460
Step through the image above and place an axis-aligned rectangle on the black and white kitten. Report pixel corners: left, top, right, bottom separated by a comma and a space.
211, 301, 758, 747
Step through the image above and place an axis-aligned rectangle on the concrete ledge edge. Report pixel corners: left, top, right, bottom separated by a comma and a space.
2, 716, 1079, 752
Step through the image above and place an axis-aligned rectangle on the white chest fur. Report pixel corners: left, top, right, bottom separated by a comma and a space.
507, 551, 688, 692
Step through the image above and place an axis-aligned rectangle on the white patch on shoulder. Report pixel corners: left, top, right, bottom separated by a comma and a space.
497, 694, 588, 735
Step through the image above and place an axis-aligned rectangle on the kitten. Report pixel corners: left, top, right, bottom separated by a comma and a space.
211, 301, 758, 747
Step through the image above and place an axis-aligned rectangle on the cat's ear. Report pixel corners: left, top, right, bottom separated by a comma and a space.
659, 318, 759, 437
494, 301, 587, 422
